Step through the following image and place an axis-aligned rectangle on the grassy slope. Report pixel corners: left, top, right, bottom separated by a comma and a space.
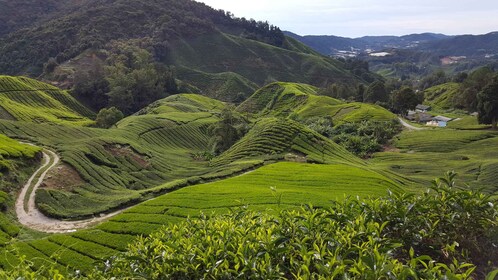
1, 160, 401, 273
0, 90, 368, 219
370, 128, 498, 192
424, 82, 461, 110
0, 76, 94, 126
0, 134, 41, 247
238, 82, 396, 123
176, 67, 259, 103
171, 33, 361, 89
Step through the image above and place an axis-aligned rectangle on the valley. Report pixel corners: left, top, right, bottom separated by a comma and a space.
0, 0, 497, 279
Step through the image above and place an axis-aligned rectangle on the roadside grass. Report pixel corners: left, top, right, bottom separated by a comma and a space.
447, 115, 491, 130
0, 134, 42, 247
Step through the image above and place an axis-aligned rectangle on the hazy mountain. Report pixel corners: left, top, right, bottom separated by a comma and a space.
285, 32, 450, 55
285, 31, 498, 59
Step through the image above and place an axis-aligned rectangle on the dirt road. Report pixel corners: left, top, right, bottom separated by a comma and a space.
398, 117, 425, 131
15, 149, 125, 233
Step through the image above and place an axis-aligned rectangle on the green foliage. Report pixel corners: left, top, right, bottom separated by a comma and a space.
454, 67, 495, 111
72, 59, 110, 111
419, 70, 449, 90
105, 42, 178, 115
424, 82, 461, 110
364, 80, 389, 104
95, 175, 496, 279
95, 107, 124, 129
390, 86, 423, 114
331, 120, 402, 157
477, 74, 498, 128
209, 106, 248, 154
238, 82, 397, 124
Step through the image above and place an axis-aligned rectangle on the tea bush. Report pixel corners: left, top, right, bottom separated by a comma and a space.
95, 172, 497, 279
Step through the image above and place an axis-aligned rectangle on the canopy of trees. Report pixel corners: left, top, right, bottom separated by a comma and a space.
477, 75, 498, 129
364, 80, 388, 104
390, 86, 423, 114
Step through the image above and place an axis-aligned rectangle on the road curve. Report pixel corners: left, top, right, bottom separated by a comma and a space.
398, 117, 425, 131
15, 149, 125, 233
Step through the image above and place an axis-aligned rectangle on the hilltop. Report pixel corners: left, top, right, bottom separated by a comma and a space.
238, 82, 396, 123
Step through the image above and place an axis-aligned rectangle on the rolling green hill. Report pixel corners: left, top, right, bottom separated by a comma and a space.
0, 0, 369, 97
0, 90, 365, 219
423, 82, 461, 110
0, 76, 94, 125
238, 82, 396, 123
370, 129, 498, 192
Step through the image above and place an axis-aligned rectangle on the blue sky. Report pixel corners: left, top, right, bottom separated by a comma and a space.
198, 0, 498, 37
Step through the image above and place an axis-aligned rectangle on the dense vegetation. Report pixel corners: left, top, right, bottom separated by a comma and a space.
1, 173, 496, 279
0, 0, 370, 104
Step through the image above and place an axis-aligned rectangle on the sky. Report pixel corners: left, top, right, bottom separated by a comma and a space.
198, 0, 498, 38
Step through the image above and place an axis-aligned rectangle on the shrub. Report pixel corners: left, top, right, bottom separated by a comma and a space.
95, 107, 124, 128
95, 172, 497, 279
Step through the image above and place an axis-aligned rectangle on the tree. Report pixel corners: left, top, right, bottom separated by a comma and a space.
72, 58, 109, 111
364, 81, 388, 103
209, 106, 248, 154
43, 57, 58, 74
453, 67, 494, 111
390, 86, 423, 114
355, 84, 365, 102
95, 107, 124, 128
477, 75, 498, 129
105, 43, 178, 115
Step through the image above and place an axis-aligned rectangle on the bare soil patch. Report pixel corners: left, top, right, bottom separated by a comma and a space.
41, 163, 84, 191
105, 144, 150, 169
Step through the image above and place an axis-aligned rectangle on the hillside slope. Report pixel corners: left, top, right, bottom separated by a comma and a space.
0, 0, 367, 94
238, 82, 396, 123
0, 76, 94, 125
0, 91, 364, 218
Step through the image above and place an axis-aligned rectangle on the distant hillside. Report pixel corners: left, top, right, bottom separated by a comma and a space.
0, 0, 368, 100
419, 32, 498, 56
0, 76, 94, 125
285, 31, 450, 56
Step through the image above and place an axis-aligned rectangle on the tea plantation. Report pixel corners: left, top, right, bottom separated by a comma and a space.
0, 76, 94, 125
0, 78, 496, 278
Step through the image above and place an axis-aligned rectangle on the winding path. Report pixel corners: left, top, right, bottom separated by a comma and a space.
15, 149, 125, 233
398, 117, 426, 131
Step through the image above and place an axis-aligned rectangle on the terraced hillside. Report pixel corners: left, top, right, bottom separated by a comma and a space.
370, 128, 498, 192
0, 90, 363, 219
0, 161, 401, 273
0, 134, 41, 247
423, 82, 461, 110
0, 76, 94, 125
238, 82, 396, 123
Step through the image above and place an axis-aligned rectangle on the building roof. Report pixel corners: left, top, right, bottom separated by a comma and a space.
416, 104, 431, 111
433, 115, 452, 122
418, 113, 433, 122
